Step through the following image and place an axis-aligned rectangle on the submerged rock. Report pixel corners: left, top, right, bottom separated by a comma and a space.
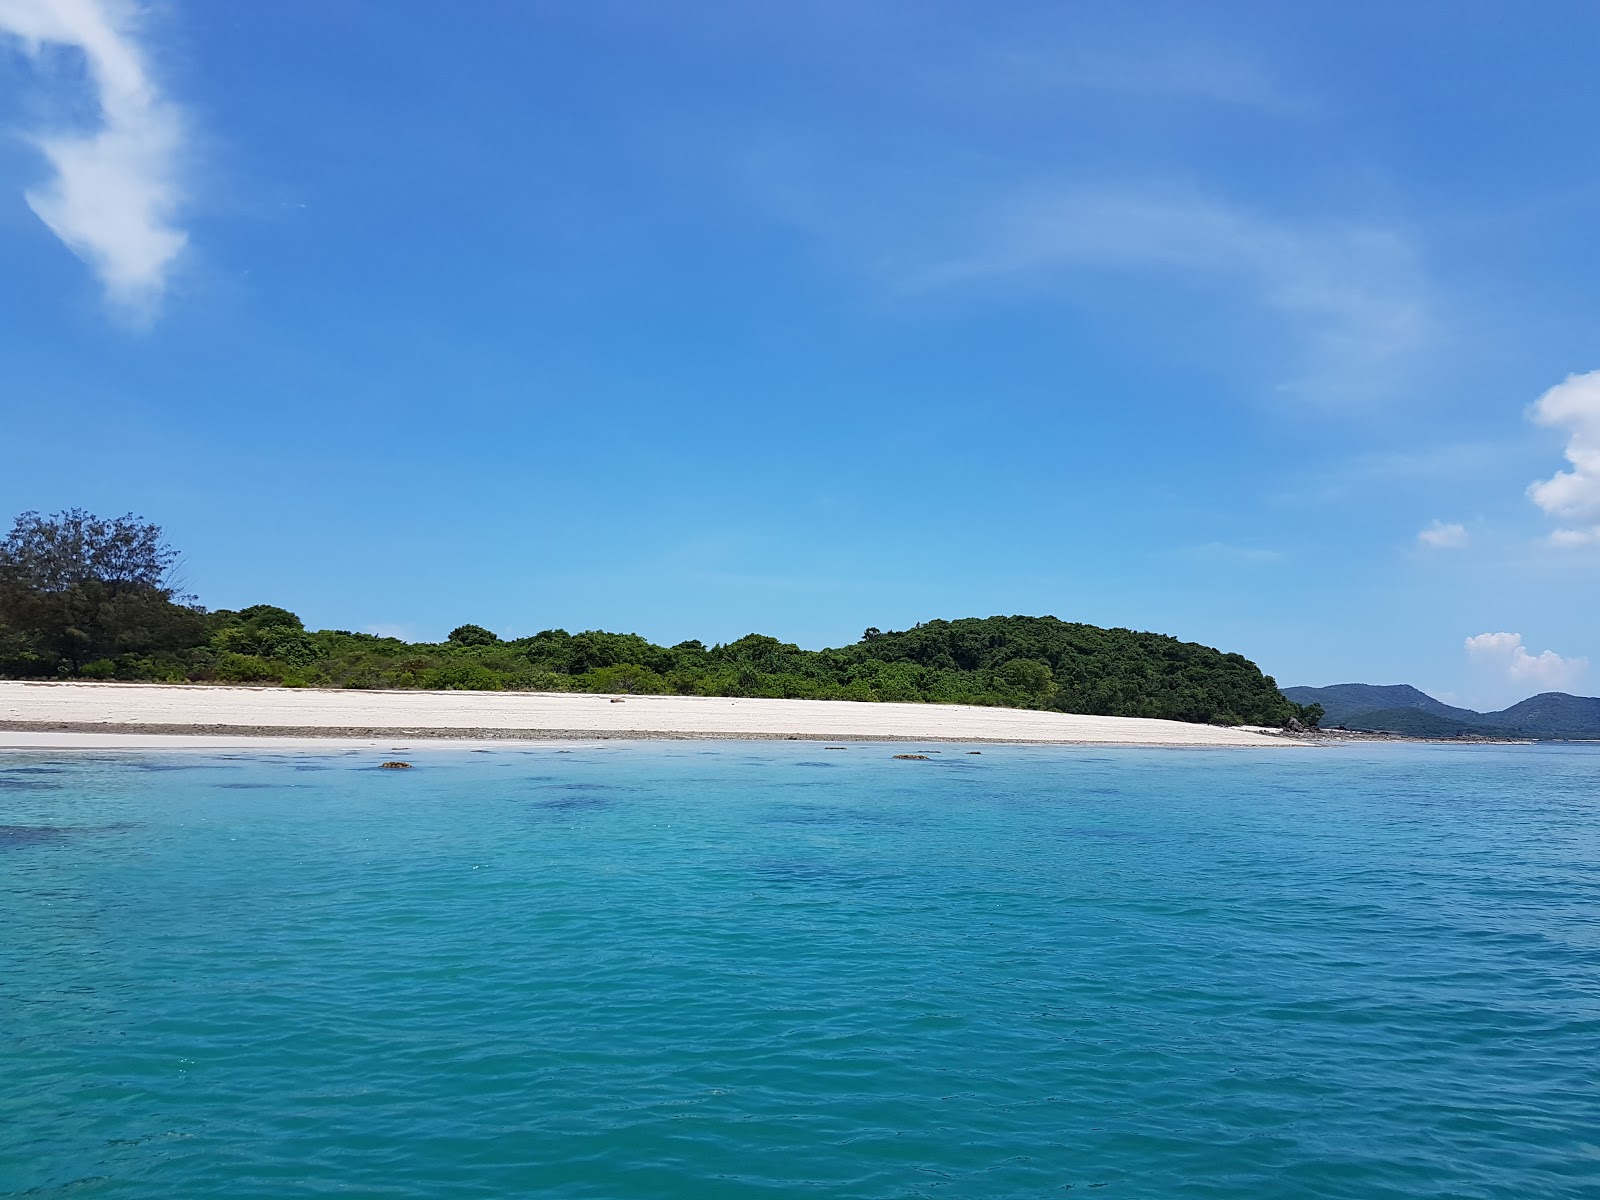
893, 754, 931, 761
0, 825, 70, 849
380, 761, 413, 770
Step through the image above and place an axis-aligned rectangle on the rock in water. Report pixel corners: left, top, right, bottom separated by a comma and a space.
380, 761, 413, 770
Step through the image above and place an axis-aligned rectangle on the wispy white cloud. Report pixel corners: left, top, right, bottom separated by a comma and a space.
1417, 520, 1468, 549
1465, 631, 1587, 693
1548, 527, 1600, 548
724, 15, 1432, 411
1171, 541, 1284, 564
1527, 370, 1600, 546
910, 188, 1429, 405
0, 0, 186, 319
978, 40, 1306, 113
1276, 441, 1507, 509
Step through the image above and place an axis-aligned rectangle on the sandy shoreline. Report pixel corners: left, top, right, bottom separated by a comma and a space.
0, 680, 1294, 750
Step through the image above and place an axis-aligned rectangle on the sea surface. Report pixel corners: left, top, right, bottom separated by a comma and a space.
2, 741, 1597, 1199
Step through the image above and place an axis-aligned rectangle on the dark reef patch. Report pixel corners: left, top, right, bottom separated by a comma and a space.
531, 794, 613, 814
0, 825, 72, 849
762, 802, 907, 829
0, 777, 63, 791
127, 761, 226, 773
747, 857, 900, 889
1057, 824, 1145, 841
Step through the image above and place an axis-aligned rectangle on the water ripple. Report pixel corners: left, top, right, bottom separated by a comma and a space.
1, 743, 1597, 1199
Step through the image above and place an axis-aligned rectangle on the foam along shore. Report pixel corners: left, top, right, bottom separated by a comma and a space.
0, 680, 1297, 749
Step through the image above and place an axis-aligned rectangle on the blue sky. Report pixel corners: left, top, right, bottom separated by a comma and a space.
4, 1, 1600, 708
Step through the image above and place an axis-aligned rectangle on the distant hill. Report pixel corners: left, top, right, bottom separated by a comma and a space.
1486, 693, 1600, 739
1326, 707, 1480, 738
1281, 683, 1481, 726
1283, 684, 1600, 740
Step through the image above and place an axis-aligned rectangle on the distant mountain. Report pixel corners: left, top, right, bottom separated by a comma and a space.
1282, 684, 1600, 740
1484, 693, 1600, 739
1326, 707, 1479, 738
1281, 683, 1481, 726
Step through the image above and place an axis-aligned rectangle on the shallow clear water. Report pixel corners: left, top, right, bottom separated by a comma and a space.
2, 741, 1597, 1199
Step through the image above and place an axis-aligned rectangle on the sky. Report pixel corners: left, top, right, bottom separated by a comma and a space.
3, 0, 1600, 709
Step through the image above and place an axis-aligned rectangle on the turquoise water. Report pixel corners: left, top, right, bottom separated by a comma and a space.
2, 742, 1597, 1199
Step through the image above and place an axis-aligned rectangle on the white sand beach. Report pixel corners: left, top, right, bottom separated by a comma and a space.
0, 680, 1292, 749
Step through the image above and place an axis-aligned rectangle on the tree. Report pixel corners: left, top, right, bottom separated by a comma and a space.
235, 604, 303, 630
1, 509, 178, 591
447, 623, 500, 647
213, 605, 320, 664
0, 510, 203, 673
999, 657, 1057, 699
424, 661, 504, 690
582, 663, 669, 694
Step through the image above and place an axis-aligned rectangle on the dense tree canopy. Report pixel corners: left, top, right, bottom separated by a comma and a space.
0, 510, 1319, 727
0, 510, 204, 674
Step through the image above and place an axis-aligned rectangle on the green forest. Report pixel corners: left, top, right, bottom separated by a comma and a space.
0, 509, 1321, 728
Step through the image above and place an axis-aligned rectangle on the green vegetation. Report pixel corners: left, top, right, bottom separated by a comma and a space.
1, 509, 1318, 728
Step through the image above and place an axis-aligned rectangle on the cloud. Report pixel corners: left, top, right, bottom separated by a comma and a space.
1173, 541, 1284, 563
911, 189, 1428, 404
0, 0, 186, 318
983, 40, 1305, 113
1548, 527, 1600, 548
1527, 370, 1600, 546
1417, 520, 1468, 549
1465, 631, 1588, 692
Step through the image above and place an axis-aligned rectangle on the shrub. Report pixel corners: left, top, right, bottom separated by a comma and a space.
422, 662, 504, 691
999, 658, 1057, 701
213, 611, 322, 664
579, 663, 669, 694
214, 654, 282, 684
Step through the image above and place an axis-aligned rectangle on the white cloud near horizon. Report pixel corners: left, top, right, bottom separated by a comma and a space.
1417, 520, 1468, 549
0, 0, 186, 318
1527, 370, 1600, 546
1464, 631, 1587, 694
